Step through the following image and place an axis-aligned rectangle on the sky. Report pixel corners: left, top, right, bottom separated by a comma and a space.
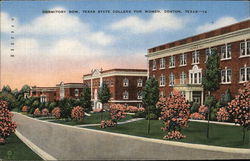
0, 0, 249, 90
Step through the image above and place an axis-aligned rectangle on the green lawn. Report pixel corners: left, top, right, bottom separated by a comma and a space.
0, 134, 42, 160
50, 112, 133, 126
86, 120, 250, 148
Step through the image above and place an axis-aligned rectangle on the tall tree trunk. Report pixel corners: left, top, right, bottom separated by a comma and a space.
242, 127, 246, 143
206, 91, 211, 139
147, 105, 151, 134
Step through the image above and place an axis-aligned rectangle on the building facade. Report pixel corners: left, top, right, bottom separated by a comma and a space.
55, 82, 83, 100
83, 68, 147, 110
30, 86, 57, 102
147, 19, 250, 105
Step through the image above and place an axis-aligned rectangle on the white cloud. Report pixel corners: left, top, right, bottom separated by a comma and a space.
1, 8, 114, 46
111, 12, 189, 33
196, 16, 237, 33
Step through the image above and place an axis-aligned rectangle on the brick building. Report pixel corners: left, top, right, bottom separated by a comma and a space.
30, 86, 57, 102
55, 82, 83, 100
147, 19, 250, 105
83, 68, 147, 110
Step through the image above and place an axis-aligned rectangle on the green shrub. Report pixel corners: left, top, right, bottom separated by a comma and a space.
190, 102, 199, 113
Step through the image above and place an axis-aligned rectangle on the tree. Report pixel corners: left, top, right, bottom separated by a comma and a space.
202, 48, 220, 138
80, 85, 92, 112
0, 100, 17, 144
71, 106, 84, 121
19, 85, 31, 94
0, 92, 17, 110
157, 90, 190, 140
98, 82, 111, 119
142, 77, 159, 134
217, 82, 250, 142
1, 85, 12, 93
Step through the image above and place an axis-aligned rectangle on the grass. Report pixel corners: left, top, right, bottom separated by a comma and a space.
0, 134, 42, 160
86, 120, 250, 148
50, 112, 133, 126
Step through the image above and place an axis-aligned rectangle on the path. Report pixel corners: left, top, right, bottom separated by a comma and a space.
13, 112, 250, 160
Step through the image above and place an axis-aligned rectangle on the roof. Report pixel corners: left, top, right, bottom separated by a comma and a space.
83, 68, 147, 77
148, 19, 250, 53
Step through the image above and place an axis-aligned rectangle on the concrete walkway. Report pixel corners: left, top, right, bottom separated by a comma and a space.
13, 112, 250, 160
77, 118, 145, 127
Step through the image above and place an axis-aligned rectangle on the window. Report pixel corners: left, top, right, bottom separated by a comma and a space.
123, 78, 129, 87
181, 91, 186, 98
137, 91, 142, 99
192, 51, 200, 64
152, 60, 157, 70
180, 72, 186, 84
110, 79, 114, 86
221, 44, 231, 60
180, 53, 187, 66
137, 103, 142, 108
221, 68, 232, 83
240, 40, 250, 57
159, 74, 166, 86
205, 48, 211, 62
123, 91, 129, 99
159, 91, 164, 97
240, 66, 250, 82
137, 79, 143, 87
189, 65, 202, 84
169, 56, 175, 67
169, 72, 175, 86
74, 89, 79, 97
160, 58, 165, 69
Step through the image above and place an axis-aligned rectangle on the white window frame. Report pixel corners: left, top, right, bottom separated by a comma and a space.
169, 72, 175, 86
159, 74, 166, 87
159, 58, 165, 69
123, 78, 129, 87
137, 91, 142, 99
137, 79, 143, 87
180, 71, 186, 84
74, 89, 79, 97
189, 65, 202, 84
192, 51, 200, 64
152, 59, 157, 70
221, 44, 232, 60
240, 40, 250, 57
221, 68, 232, 84
180, 53, 187, 66
239, 66, 250, 82
123, 91, 129, 99
169, 56, 175, 68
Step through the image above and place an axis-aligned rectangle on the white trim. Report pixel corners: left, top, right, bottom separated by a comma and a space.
15, 130, 57, 160
84, 71, 147, 80
147, 28, 250, 60
109, 100, 143, 103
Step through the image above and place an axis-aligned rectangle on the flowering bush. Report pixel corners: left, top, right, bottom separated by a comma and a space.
109, 104, 127, 124
217, 82, 250, 141
41, 108, 49, 116
51, 107, 61, 119
163, 131, 186, 140
157, 90, 190, 140
0, 100, 17, 144
190, 105, 208, 120
21, 106, 29, 112
138, 107, 145, 112
217, 107, 229, 121
33, 108, 41, 117
126, 106, 138, 113
71, 106, 84, 121
100, 120, 115, 128
190, 112, 205, 120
